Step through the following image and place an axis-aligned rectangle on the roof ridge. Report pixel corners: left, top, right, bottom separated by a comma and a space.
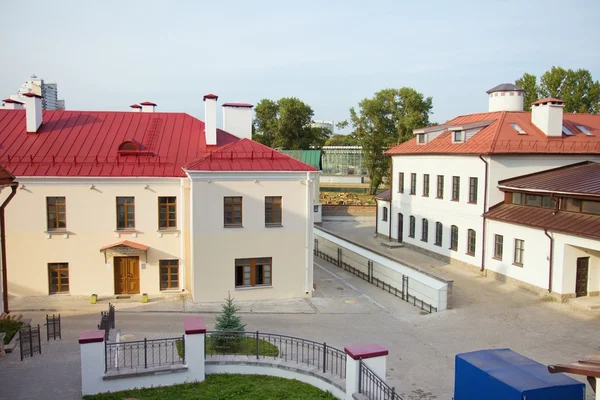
489, 111, 508, 153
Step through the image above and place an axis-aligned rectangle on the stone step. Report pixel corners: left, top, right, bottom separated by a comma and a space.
380, 241, 404, 249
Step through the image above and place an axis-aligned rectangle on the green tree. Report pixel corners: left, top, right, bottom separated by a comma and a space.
215, 292, 246, 332
347, 88, 433, 194
324, 133, 360, 146
253, 97, 330, 149
515, 72, 539, 111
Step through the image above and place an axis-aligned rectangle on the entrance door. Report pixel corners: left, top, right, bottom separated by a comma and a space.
397, 213, 403, 243
114, 256, 140, 295
576, 257, 589, 297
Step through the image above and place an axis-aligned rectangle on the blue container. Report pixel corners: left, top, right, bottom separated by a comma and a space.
454, 349, 585, 400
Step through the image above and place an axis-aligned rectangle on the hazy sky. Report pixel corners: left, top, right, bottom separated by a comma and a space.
2, 1, 599, 132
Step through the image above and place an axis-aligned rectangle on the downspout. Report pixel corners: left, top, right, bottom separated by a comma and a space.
179, 178, 185, 292
544, 229, 554, 293
387, 161, 393, 241
305, 172, 312, 294
1, 183, 18, 314
478, 155, 488, 273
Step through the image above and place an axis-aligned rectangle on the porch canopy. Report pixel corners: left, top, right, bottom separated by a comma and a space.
99, 240, 148, 263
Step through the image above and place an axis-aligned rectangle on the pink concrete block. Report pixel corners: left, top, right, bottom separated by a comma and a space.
345, 344, 389, 360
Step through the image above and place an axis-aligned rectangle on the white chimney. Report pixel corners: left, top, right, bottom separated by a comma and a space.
486, 83, 524, 112
130, 104, 142, 112
2, 98, 25, 110
22, 92, 43, 132
222, 103, 253, 140
531, 98, 564, 137
140, 101, 156, 112
204, 93, 218, 145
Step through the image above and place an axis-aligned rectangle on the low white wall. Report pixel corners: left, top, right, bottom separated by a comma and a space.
320, 175, 364, 184
314, 227, 449, 311
206, 362, 345, 400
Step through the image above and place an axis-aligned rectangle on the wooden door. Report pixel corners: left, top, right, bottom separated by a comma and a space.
114, 256, 140, 294
576, 257, 589, 297
397, 213, 403, 243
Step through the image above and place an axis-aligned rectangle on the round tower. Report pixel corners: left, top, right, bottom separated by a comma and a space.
486, 83, 524, 112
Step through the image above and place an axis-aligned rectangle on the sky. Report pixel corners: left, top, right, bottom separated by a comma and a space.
1, 0, 599, 133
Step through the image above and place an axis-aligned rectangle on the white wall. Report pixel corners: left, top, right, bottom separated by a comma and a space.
553, 233, 600, 295
376, 200, 390, 237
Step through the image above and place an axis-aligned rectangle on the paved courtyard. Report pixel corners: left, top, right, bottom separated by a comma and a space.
1, 222, 599, 399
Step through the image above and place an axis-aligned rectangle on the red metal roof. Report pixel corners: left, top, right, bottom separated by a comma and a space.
129, 104, 142, 109
3, 98, 24, 105
386, 111, 600, 156
22, 92, 42, 99
484, 203, 600, 239
498, 162, 600, 196
185, 138, 318, 172
203, 94, 218, 101
375, 189, 391, 201
532, 97, 564, 105
139, 101, 157, 106
222, 103, 254, 108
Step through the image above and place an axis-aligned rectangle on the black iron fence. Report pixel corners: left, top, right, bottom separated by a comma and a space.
105, 336, 185, 372
359, 359, 403, 400
205, 330, 346, 379
314, 242, 437, 313
45, 314, 61, 341
19, 325, 42, 361
98, 303, 115, 341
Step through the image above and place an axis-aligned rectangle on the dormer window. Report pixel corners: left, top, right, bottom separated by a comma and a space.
417, 134, 426, 144
119, 141, 139, 151
453, 131, 464, 143
509, 123, 526, 134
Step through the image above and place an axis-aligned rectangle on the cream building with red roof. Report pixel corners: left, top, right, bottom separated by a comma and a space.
0, 93, 319, 305
377, 83, 600, 301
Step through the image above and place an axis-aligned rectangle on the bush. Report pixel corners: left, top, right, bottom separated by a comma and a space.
0, 316, 25, 344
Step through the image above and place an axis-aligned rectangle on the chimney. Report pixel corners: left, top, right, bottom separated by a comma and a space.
531, 98, 564, 137
22, 92, 43, 132
130, 104, 142, 112
140, 101, 156, 112
486, 83, 524, 112
204, 93, 218, 145
2, 98, 25, 110
222, 103, 254, 140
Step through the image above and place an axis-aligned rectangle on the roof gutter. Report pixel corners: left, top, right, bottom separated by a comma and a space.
497, 185, 600, 198
1, 183, 18, 314
544, 229, 554, 293
479, 155, 489, 273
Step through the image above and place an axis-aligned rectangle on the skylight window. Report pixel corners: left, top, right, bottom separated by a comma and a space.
509, 123, 526, 134
562, 126, 574, 136
577, 125, 593, 136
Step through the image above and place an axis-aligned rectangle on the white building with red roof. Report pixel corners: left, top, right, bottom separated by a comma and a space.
377, 83, 600, 301
0, 92, 319, 304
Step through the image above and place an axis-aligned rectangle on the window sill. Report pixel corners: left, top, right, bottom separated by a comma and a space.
450, 247, 457, 251
160, 289, 182, 293
512, 263, 524, 268
492, 256, 503, 261
224, 225, 244, 229
408, 235, 415, 239
435, 197, 443, 200
45, 230, 71, 239
156, 229, 180, 238
114, 229, 139, 238
421, 239, 428, 243
409, 193, 416, 196
434, 243, 441, 247
235, 285, 273, 291
265, 224, 283, 228
49, 292, 70, 296
466, 252, 475, 257
451, 199, 459, 202
467, 201, 478, 205
422, 195, 429, 198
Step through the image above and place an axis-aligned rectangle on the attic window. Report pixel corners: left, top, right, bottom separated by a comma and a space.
562, 126, 574, 136
417, 134, 426, 144
453, 131, 464, 143
119, 141, 139, 151
577, 125, 593, 136
509, 123, 526, 134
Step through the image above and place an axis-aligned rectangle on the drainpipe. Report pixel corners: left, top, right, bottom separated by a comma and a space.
305, 172, 312, 294
388, 161, 393, 241
544, 229, 554, 293
1, 183, 18, 314
478, 155, 488, 272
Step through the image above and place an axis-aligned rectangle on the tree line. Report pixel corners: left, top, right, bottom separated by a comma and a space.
253, 67, 599, 194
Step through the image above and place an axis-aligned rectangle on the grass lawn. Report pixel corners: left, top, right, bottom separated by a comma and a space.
177, 336, 279, 357
83, 373, 337, 400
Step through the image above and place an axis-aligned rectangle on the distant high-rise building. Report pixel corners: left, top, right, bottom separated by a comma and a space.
311, 120, 334, 133
9, 75, 65, 110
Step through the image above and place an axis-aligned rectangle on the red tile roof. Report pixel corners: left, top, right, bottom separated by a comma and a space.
203, 93, 218, 101
484, 203, 600, 240
498, 162, 600, 196
3, 98, 24, 105
185, 138, 318, 172
386, 111, 600, 156
222, 103, 254, 108
139, 101, 157, 106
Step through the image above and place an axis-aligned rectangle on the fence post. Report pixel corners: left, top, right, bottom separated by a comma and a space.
358, 359, 362, 393
345, 344, 389, 400
46, 315, 49, 341
144, 338, 148, 369
184, 317, 207, 383
323, 342, 327, 373
256, 330, 259, 360
29, 326, 33, 358
182, 334, 186, 364
392, 386, 396, 398
37, 325, 41, 355
79, 330, 106, 396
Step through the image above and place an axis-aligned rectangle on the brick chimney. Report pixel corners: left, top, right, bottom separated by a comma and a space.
2, 98, 25, 110
222, 103, 253, 140
130, 104, 142, 112
22, 92, 43, 132
140, 101, 156, 113
531, 98, 564, 137
204, 94, 218, 145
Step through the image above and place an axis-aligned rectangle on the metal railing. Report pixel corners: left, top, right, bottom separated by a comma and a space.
45, 314, 61, 341
205, 330, 346, 379
105, 335, 185, 372
19, 325, 42, 361
98, 303, 115, 341
359, 359, 403, 400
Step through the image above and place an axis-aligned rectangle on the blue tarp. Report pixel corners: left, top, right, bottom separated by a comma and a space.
454, 349, 585, 400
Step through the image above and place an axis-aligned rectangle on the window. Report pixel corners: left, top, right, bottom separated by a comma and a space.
410, 173, 417, 195
562, 198, 582, 212
48, 263, 69, 294
467, 229, 476, 255
409, 216, 415, 238
452, 176, 460, 201
159, 260, 179, 290
542, 196, 555, 209
423, 174, 430, 197
436, 175, 444, 199
453, 131, 464, 142
494, 234, 503, 260
450, 225, 458, 251
421, 219, 428, 242
158, 197, 177, 229
562, 126, 574, 136
509, 123, 526, 134
469, 178, 478, 204
235, 257, 272, 287
514, 239, 524, 266
577, 125, 592, 136
525, 194, 541, 207
418, 134, 426, 143
116, 197, 135, 229
398, 172, 404, 193
512, 192, 523, 205
582, 200, 600, 215
382, 207, 388, 222
435, 222, 442, 246
224, 196, 243, 226
47, 197, 66, 230
265, 196, 282, 225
